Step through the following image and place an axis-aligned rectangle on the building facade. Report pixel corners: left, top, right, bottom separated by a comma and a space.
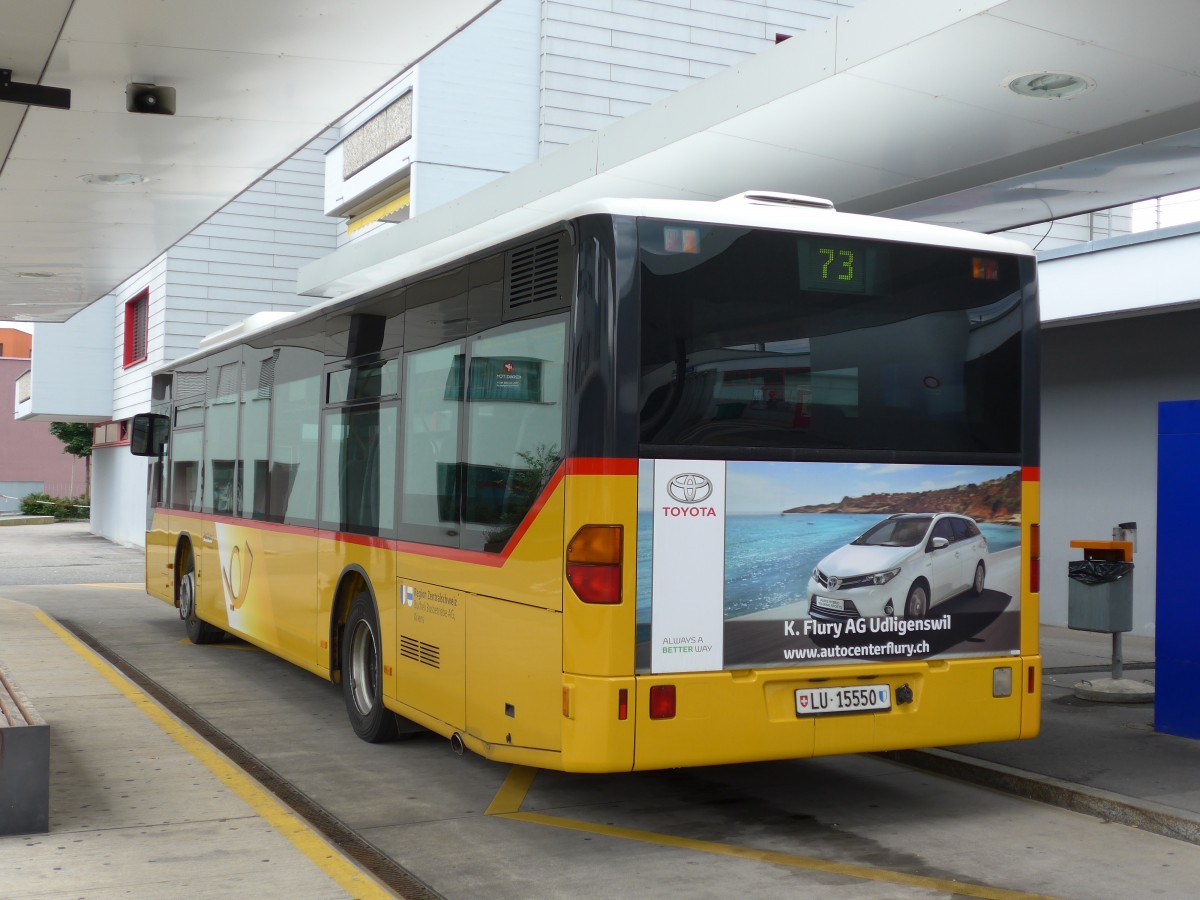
2, 344, 88, 512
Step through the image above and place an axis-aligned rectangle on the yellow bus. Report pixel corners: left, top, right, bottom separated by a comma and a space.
131, 192, 1040, 772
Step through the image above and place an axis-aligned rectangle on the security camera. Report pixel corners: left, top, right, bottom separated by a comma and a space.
126, 83, 175, 115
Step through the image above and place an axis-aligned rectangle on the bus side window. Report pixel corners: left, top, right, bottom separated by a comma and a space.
170, 428, 203, 511
268, 347, 321, 526
461, 316, 566, 553
203, 357, 242, 517
321, 404, 398, 535
242, 349, 276, 520
400, 342, 463, 541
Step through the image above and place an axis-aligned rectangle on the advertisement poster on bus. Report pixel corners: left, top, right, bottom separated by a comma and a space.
636, 460, 1022, 673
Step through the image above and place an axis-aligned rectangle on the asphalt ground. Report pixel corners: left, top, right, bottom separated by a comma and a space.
2, 520, 1199, 899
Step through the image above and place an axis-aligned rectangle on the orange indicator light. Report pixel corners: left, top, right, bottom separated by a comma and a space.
972, 257, 999, 280
566, 525, 623, 604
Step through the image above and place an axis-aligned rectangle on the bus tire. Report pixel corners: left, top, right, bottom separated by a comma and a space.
904, 580, 930, 619
970, 561, 986, 597
180, 549, 224, 645
342, 592, 399, 743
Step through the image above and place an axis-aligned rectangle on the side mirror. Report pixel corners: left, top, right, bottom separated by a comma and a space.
130, 412, 169, 457
930, 536, 949, 551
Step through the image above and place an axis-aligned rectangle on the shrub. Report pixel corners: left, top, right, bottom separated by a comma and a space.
20, 492, 90, 519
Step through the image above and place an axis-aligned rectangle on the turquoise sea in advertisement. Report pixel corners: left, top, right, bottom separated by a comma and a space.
636, 512, 1020, 624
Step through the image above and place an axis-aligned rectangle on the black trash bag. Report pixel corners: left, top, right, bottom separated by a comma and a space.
1068, 560, 1134, 585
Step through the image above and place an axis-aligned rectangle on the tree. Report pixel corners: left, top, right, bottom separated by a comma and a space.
49, 421, 93, 499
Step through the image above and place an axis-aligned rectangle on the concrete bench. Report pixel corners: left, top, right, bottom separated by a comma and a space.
0, 662, 49, 835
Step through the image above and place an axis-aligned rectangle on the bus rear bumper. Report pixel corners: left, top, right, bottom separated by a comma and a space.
628, 656, 1041, 771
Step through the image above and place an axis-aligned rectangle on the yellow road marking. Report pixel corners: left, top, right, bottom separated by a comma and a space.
487, 766, 1062, 900
485, 765, 537, 815
33, 609, 393, 900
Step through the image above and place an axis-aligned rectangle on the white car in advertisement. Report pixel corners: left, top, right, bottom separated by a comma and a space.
807, 513, 988, 620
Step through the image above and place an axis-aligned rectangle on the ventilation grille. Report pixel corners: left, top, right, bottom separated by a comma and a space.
175, 370, 208, 400
257, 350, 279, 400
215, 362, 241, 400
506, 237, 561, 311
400, 635, 440, 668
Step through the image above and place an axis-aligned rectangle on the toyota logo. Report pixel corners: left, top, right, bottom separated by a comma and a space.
667, 473, 713, 504
827, 575, 841, 591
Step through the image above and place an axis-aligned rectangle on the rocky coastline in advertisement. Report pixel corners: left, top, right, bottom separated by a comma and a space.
781, 469, 1020, 524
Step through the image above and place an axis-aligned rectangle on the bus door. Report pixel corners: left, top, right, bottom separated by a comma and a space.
167, 364, 207, 600
200, 349, 243, 632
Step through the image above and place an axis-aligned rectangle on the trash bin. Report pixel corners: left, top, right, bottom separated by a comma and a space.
1068, 558, 1134, 633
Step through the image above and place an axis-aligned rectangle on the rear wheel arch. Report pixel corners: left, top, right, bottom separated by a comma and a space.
329, 565, 374, 685
175, 533, 223, 644
173, 534, 196, 609
340, 582, 401, 743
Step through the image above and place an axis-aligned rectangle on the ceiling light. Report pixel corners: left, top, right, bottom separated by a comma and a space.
15, 271, 55, 278
1007, 72, 1094, 100
79, 173, 146, 186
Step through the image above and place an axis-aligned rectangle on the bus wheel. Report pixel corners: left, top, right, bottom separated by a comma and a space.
342, 592, 399, 743
970, 561, 986, 597
904, 581, 929, 619
180, 552, 224, 645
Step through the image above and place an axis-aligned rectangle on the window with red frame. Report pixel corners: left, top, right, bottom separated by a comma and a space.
123, 290, 149, 367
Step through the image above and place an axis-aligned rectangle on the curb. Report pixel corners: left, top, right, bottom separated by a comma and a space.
880, 748, 1200, 846
0, 516, 57, 527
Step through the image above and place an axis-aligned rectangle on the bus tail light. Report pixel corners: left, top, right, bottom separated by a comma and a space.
566, 525, 622, 604
649, 684, 676, 719
618, 688, 628, 721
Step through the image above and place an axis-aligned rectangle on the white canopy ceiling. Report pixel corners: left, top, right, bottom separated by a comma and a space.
5, 0, 1200, 320
0, 0, 498, 322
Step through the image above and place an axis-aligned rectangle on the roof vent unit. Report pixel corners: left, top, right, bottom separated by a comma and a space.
721, 191, 835, 211
199, 311, 295, 350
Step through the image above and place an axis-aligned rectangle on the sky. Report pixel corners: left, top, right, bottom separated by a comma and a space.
639, 461, 1019, 515
724, 462, 1017, 514
1132, 190, 1200, 232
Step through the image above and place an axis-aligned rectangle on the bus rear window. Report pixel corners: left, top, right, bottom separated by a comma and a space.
637, 222, 1025, 456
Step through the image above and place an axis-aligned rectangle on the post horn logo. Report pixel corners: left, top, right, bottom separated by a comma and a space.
221, 542, 254, 611
667, 473, 713, 504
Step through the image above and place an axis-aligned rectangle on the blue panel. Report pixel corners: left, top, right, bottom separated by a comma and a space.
1156, 400, 1200, 738
1159, 398, 1200, 435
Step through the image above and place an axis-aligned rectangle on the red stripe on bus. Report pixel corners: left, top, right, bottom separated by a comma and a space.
1022, 466, 1040, 482
160, 458, 636, 567
566, 458, 639, 476
167, 507, 318, 539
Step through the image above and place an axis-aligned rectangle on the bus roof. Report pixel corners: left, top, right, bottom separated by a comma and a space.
171, 192, 1033, 368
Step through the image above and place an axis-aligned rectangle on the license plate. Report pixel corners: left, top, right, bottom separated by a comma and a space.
813, 596, 844, 611
795, 684, 891, 717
